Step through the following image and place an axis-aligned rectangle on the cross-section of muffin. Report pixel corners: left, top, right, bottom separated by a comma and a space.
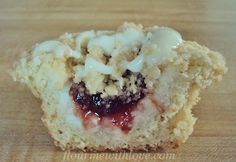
10, 23, 227, 151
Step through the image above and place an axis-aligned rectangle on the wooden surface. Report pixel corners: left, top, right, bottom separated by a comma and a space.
0, 0, 236, 161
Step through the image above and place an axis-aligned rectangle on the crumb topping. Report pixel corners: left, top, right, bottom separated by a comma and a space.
26, 23, 183, 99
34, 23, 182, 98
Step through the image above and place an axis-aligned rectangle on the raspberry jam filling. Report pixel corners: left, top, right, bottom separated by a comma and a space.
69, 71, 146, 133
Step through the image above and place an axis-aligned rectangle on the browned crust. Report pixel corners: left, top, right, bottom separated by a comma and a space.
52, 138, 180, 153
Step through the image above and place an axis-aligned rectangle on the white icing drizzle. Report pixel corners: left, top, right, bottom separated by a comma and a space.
85, 57, 113, 74
87, 26, 144, 57
150, 27, 183, 50
125, 53, 144, 72
33, 40, 67, 57
75, 30, 95, 51
125, 27, 183, 71
88, 35, 115, 55
33, 40, 81, 59
144, 27, 183, 66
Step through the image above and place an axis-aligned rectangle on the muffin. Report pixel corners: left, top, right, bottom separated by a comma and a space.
10, 23, 227, 151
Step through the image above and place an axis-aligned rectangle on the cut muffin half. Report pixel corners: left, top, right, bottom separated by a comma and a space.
10, 23, 227, 151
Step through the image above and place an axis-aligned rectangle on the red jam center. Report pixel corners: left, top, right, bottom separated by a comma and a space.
69, 72, 146, 133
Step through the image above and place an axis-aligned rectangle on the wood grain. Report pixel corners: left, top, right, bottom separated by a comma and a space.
0, 0, 236, 161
